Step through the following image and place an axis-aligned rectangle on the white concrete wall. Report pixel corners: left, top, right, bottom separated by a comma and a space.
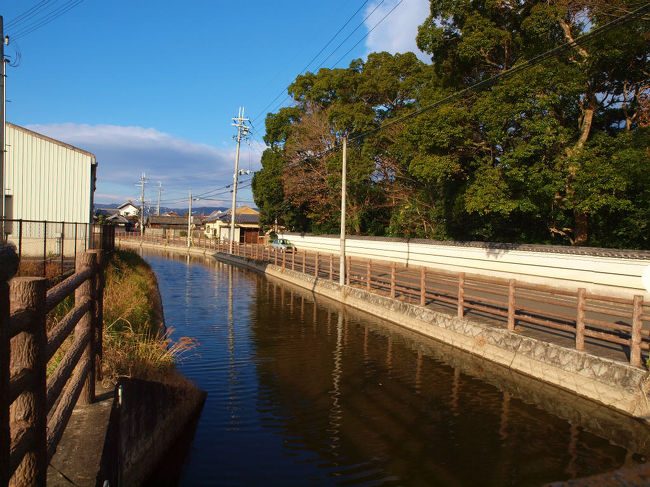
279, 233, 650, 299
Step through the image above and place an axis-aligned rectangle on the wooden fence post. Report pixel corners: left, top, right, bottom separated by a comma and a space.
315, 252, 319, 278
282, 250, 286, 272
420, 267, 426, 307
329, 254, 333, 281
292, 250, 295, 271
367, 260, 371, 291
75, 252, 96, 405
458, 273, 465, 318
576, 288, 586, 351
631, 295, 643, 367
9, 277, 48, 486
1, 246, 18, 486
390, 262, 396, 299
302, 252, 306, 273
507, 279, 516, 331
346, 256, 351, 286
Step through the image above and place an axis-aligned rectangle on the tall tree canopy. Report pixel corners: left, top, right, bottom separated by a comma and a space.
253, 0, 650, 248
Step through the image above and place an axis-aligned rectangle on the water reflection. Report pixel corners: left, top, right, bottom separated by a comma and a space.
138, 249, 650, 486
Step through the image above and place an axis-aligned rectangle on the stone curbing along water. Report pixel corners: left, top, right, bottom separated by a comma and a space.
116, 239, 650, 422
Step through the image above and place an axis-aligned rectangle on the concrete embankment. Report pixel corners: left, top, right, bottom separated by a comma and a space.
117, 239, 650, 422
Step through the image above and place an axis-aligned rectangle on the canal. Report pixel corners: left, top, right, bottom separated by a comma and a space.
140, 249, 650, 486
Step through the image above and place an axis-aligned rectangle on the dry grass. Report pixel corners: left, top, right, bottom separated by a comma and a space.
102, 250, 197, 382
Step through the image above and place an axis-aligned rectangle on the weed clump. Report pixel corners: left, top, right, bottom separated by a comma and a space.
102, 250, 197, 382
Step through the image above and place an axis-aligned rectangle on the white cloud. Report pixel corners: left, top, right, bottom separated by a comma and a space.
364, 0, 430, 62
24, 123, 262, 208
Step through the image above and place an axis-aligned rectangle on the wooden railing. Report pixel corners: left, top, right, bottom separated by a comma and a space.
1, 248, 105, 486
116, 234, 650, 367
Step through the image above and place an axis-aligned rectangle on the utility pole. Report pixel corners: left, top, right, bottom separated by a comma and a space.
187, 190, 192, 248
1, 17, 6, 236
157, 182, 162, 215
229, 107, 249, 254
339, 136, 347, 286
136, 172, 147, 238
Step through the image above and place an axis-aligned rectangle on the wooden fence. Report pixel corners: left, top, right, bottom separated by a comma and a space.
1, 248, 106, 486
116, 235, 650, 367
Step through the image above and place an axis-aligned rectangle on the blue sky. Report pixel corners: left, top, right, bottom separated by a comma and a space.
3, 0, 429, 209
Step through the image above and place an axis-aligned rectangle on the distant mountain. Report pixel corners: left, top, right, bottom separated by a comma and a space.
94, 204, 233, 215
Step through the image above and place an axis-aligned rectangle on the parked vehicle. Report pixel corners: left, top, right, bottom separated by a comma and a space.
271, 238, 296, 252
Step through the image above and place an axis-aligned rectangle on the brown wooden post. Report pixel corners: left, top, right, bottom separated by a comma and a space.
274, 249, 278, 266
9, 277, 48, 486
282, 250, 286, 272
507, 279, 516, 331
75, 252, 96, 405
458, 272, 465, 318
329, 254, 333, 281
89, 250, 104, 380
292, 250, 295, 271
576, 288, 586, 351
631, 295, 643, 367
1, 246, 18, 486
420, 267, 426, 307
302, 252, 306, 273
390, 262, 396, 299
315, 252, 319, 278
367, 260, 371, 291
346, 256, 351, 286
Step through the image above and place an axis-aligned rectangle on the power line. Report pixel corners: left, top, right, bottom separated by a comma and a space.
5, 0, 53, 29
331, 0, 404, 68
256, 0, 400, 123
251, 0, 373, 124
279, 2, 650, 168
8, 0, 86, 41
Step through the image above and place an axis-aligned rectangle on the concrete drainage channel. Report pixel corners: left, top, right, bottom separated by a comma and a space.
118, 239, 650, 421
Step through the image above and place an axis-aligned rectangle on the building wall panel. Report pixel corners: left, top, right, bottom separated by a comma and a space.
5, 123, 94, 224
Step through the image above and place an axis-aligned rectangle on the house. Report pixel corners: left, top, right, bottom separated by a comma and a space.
204, 206, 261, 243
95, 208, 134, 230
147, 214, 201, 238
117, 201, 139, 217
4, 122, 97, 224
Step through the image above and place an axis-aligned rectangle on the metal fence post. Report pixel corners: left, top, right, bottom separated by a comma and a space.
458, 273, 465, 318
282, 250, 286, 271
302, 251, 306, 273
292, 250, 295, 271
60, 222, 65, 279
9, 277, 48, 486
576, 288, 586, 351
75, 252, 97, 405
0, 246, 18, 486
315, 252, 319, 278
42, 220, 47, 278
390, 262, 396, 299
631, 296, 643, 367
329, 254, 333, 281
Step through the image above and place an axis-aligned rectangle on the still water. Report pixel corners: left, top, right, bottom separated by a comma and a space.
141, 250, 650, 486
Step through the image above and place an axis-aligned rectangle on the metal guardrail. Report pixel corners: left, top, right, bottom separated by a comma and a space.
118, 233, 650, 368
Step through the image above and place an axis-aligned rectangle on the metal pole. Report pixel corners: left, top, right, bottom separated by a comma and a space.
187, 190, 192, 248
229, 107, 247, 254
0, 19, 5, 236
339, 136, 347, 287
157, 182, 162, 215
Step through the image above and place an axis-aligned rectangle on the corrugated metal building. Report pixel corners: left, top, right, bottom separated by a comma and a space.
4, 122, 97, 223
